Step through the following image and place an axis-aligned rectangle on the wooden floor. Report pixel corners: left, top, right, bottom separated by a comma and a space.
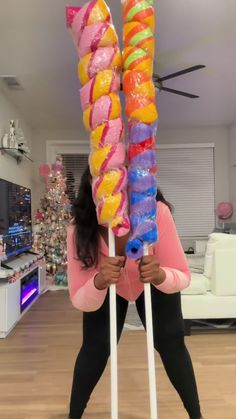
0, 291, 236, 419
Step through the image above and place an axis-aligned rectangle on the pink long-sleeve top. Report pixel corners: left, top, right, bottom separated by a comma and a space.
67, 201, 191, 312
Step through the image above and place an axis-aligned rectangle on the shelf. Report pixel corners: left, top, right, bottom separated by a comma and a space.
0, 147, 33, 163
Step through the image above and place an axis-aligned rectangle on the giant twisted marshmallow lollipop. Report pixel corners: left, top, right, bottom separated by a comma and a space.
122, 0, 158, 259
66, 0, 130, 236
67, 5, 130, 417
122, 7, 159, 418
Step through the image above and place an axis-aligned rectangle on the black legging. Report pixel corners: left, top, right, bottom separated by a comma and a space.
69, 286, 202, 419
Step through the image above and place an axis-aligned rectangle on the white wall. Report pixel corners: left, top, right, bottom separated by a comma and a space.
32, 129, 82, 164
0, 89, 33, 189
229, 122, 236, 221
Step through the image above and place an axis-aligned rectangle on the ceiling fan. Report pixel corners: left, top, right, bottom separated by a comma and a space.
121, 65, 206, 99
153, 64, 206, 98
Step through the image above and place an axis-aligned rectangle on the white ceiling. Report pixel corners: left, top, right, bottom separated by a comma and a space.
0, 0, 235, 130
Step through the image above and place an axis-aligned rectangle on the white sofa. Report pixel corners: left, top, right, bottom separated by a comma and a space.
181, 233, 236, 320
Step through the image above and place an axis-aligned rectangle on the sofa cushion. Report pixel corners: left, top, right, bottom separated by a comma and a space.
212, 248, 236, 296
203, 233, 236, 279
181, 273, 208, 295
186, 253, 204, 274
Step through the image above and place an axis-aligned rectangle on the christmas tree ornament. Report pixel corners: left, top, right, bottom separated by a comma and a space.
39, 164, 51, 177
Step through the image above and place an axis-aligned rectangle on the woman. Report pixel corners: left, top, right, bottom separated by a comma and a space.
67, 166, 203, 419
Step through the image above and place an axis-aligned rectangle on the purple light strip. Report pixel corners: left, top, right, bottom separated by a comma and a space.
21, 287, 38, 305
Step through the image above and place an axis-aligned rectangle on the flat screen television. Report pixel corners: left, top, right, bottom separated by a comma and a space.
0, 178, 32, 259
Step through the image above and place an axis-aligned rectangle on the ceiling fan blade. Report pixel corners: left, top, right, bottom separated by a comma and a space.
161, 86, 199, 98
158, 65, 206, 82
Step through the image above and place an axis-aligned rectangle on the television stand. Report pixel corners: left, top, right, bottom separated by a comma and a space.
0, 253, 46, 338
0, 264, 14, 279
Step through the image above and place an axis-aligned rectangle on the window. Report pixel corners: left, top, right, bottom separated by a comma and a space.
157, 144, 215, 237
46, 140, 89, 205
61, 154, 88, 203
47, 141, 215, 237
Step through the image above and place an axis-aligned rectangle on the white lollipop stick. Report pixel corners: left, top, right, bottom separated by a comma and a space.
143, 243, 158, 419
108, 227, 118, 419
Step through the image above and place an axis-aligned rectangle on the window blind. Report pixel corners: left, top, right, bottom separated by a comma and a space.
157, 146, 215, 237
62, 153, 88, 203
61, 145, 215, 237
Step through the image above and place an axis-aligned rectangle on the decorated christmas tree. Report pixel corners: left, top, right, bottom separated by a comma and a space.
32, 156, 71, 286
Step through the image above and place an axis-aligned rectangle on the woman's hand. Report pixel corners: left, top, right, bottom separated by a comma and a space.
94, 256, 125, 290
138, 255, 166, 286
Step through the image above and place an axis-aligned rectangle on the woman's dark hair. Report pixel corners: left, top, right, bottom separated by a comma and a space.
72, 165, 173, 268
